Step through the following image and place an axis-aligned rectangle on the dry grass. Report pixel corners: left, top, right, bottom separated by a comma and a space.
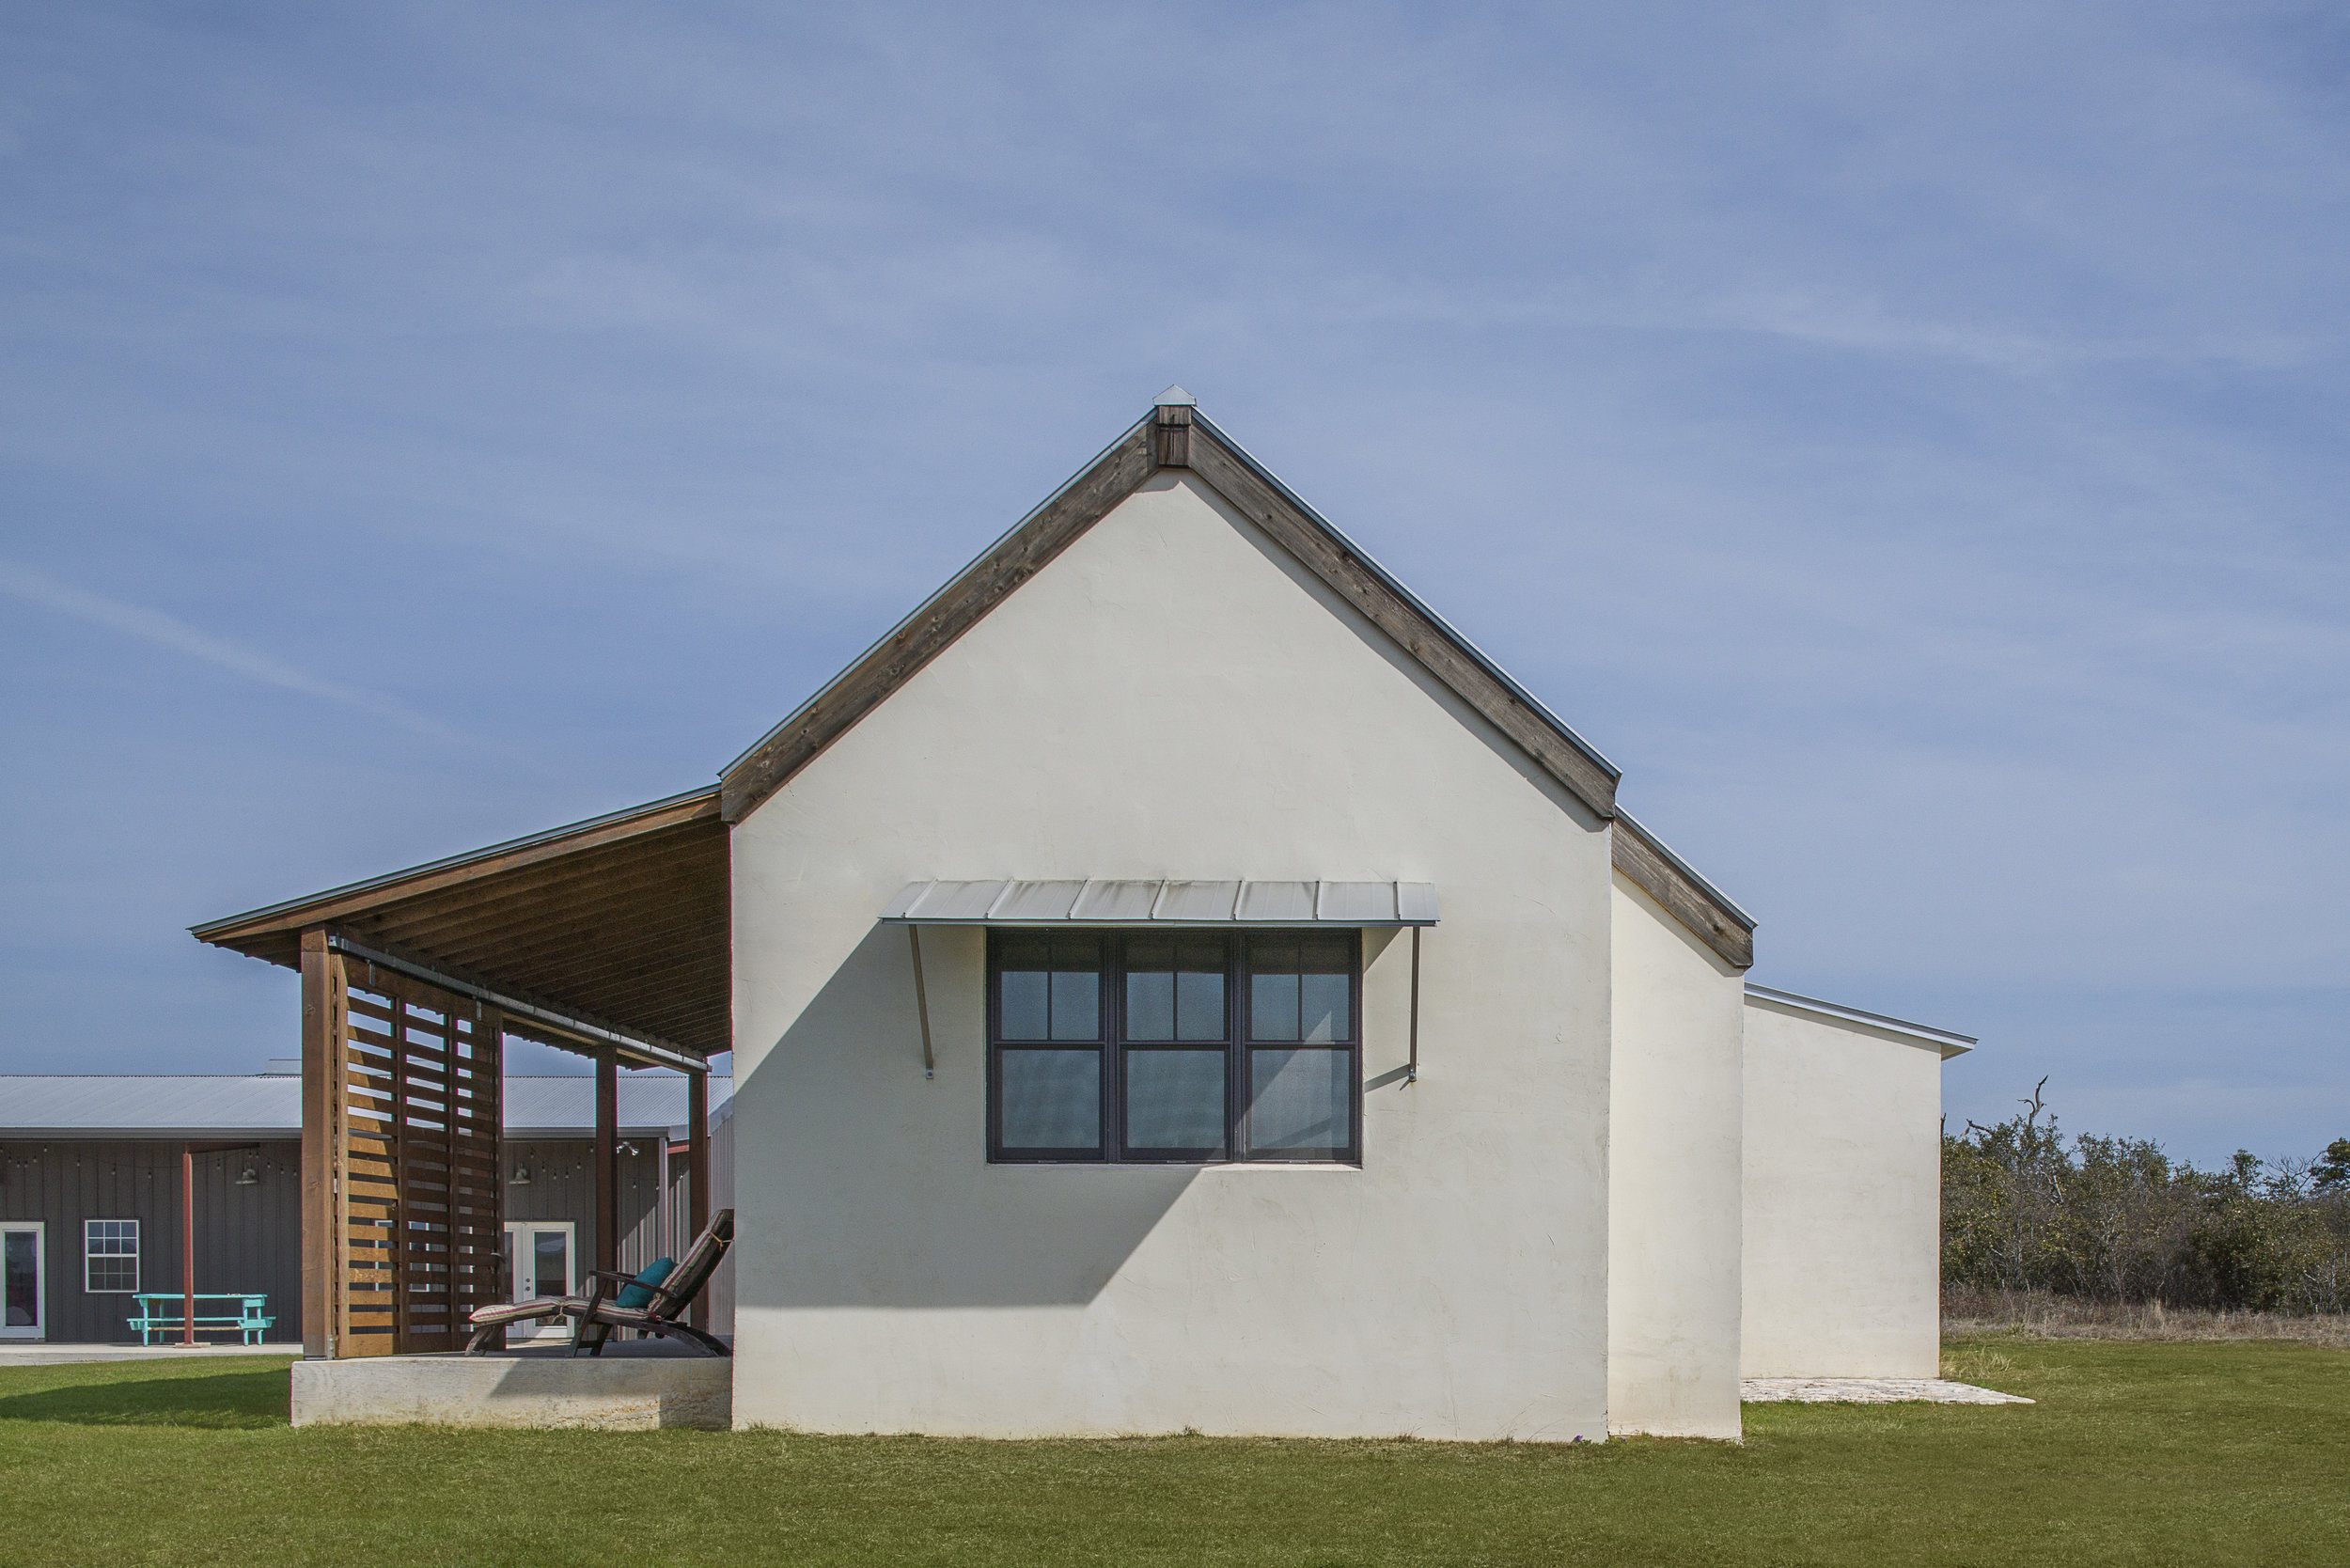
1945, 1285, 2350, 1346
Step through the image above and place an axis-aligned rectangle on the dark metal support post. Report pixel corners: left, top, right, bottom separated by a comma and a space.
686, 1068, 711, 1329
908, 926, 934, 1078
595, 1049, 619, 1278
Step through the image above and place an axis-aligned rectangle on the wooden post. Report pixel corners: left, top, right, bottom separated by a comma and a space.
686, 1068, 710, 1329
180, 1143, 196, 1346
298, 929, 335, 1358
595, 1049, 619, 1278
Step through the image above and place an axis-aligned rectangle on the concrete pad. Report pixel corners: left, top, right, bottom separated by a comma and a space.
1741, 1377, 2033, 1404
290, 1353, 731, 1430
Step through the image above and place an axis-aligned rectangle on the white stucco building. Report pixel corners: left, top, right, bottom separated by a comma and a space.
720, 392, 1969, 1441
197, 391, 1969, 1440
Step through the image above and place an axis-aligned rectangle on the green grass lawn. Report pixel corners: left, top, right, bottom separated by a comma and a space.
1, 1340, 2343, 1567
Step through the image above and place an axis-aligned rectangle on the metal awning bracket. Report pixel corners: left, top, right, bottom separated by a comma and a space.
908, 926, 935, 1079
1407, 925, 1421, 1085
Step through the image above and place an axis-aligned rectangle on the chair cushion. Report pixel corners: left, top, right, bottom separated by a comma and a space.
470, 1298, 565, 1326
615, 1258, 675, 1309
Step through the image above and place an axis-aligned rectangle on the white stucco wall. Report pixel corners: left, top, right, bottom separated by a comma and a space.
1740, 996, 1944, 1378
1606, 871, 1745, 1438
729, 471, 1615, 1440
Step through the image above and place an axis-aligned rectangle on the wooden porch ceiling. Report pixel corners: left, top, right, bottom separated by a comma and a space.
192, 788, 730, 1061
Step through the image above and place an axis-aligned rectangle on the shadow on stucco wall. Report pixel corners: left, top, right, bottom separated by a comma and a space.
732, 921, 1202, 1309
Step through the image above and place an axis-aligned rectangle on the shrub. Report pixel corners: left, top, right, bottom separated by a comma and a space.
1942, 1083, 2350, 1314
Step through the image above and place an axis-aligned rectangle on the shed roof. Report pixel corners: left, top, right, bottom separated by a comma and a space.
191, 788, 729, 1062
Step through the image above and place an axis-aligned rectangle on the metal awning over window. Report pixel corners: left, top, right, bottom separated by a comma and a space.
879, 879, 1439, 927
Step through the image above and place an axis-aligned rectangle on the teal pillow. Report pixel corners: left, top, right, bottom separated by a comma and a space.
615, 1257, 675, 1309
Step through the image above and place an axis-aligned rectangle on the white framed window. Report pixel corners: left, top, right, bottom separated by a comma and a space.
84, 1219, 139, 1294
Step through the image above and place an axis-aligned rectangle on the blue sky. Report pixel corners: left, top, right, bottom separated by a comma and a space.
3, 3, 2343, 1164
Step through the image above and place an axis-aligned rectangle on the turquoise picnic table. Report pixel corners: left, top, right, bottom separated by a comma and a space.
128, 1293, 274, 1345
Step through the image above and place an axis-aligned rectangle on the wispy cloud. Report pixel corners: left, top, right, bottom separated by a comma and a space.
0, 556, 462, 742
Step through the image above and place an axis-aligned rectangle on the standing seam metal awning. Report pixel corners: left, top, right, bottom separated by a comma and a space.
879, 879, 1439, 926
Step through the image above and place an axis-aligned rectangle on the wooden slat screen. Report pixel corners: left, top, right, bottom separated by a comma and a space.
326, 955, 504, 1356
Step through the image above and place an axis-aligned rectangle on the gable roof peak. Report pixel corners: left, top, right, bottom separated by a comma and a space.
714, 400, 1754, 967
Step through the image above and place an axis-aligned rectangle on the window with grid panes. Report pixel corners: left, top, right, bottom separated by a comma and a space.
988, 930, 1359, 1163
84, 1219, 139, 1294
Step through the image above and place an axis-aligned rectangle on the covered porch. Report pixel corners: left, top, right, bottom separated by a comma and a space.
192, 788, 730, 1385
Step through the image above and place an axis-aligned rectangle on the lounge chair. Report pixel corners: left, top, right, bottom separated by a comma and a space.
465, 1209, 734, 1357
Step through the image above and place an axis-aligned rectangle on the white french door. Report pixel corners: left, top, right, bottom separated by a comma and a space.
1, 1223, 41, 1340
500, 1221, 574, 1341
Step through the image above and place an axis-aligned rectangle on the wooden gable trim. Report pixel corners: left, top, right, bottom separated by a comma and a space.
1177, 416, 1620, 820
1611, 811, 1755, 970
713, 395, 1750, 970
192, 787, 722, 949
719, 402, 1622, 824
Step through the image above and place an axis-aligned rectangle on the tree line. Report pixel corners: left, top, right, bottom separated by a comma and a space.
1942, 1081, 2350, 1314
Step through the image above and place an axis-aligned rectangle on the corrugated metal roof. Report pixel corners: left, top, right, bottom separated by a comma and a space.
880, 879, 1439, 927
0, 1074, 732, 1137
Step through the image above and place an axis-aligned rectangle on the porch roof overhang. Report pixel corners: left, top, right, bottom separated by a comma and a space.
880, 878, 1439, 927
189, 787, 730, 1068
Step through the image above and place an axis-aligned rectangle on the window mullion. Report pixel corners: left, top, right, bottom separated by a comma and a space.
1104, 938, 1120, 1163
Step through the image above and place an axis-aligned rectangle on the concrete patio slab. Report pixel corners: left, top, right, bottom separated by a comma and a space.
290, 1351, 731, 1430
1742, 1377, 2033, 1405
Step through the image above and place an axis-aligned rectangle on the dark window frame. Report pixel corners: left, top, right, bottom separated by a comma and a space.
987, 929, 1362, 1166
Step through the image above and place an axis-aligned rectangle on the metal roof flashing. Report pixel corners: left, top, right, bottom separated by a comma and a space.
1187, 411, 1620, 790
881, 878, 1439, 927
1744, 984, 1975, 1058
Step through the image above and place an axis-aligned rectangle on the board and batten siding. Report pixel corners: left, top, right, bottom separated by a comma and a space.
502, 1138, 666, 1276
0, 1140, 301, 1343
729, 469, 1615, 1440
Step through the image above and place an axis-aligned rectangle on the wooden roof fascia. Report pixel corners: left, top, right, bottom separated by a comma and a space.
1610, 810, 1755, 970
1178, 414, 1620, 819
706, 396, 1748, 968
719, 403, 1623, 824
192, 787, 724, 954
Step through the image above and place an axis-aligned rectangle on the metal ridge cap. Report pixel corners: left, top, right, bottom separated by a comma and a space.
1188, 410, 1622, 787
719, 412, 1157, 782
189, 784, 721, 939
1614, 808, 1756, 931
1744, 982, 1979, 1049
